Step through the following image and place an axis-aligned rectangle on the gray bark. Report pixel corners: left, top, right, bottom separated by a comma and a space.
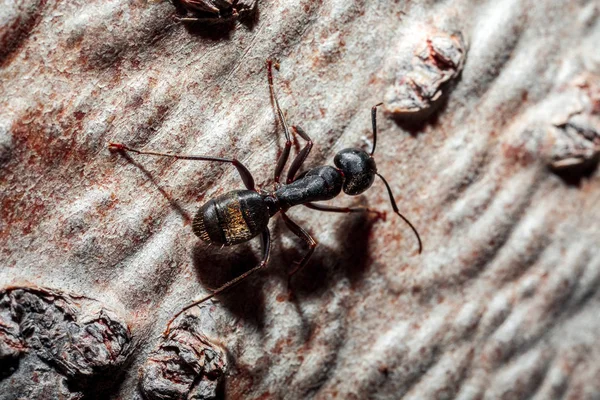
1, 0, 599, 399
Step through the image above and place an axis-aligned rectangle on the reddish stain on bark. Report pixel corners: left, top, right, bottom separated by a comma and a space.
502, 142, 535, 167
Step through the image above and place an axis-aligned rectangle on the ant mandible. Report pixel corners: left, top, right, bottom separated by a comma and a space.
109, 60, 422, 333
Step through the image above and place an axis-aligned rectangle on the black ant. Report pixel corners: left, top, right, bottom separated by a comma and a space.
109, 60, 422, 332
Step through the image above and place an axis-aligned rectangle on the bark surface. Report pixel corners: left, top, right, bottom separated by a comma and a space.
1, 0, 600, 399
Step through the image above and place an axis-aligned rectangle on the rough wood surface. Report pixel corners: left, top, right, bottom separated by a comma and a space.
1, 0, 600, 399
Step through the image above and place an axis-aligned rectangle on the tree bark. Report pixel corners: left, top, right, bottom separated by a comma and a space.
1, 0, 599, 399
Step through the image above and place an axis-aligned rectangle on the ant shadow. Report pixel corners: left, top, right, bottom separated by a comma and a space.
188, 208, 378, 332
113, 150, 193, 224
284, 212, 377, 298
191, 240, 267, 329
279, 210, 378, 341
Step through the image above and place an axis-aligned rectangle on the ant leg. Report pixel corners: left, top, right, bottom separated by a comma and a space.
280, 213, 317, 285
303, 202, 386, 220
108, 143, 256, 190
370, 102, 383, 156
164, 229, 271, 335
286, 126, 313, 184
267, 60, 292, 184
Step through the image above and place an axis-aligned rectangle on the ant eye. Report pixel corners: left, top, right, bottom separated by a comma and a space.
334, 148, 377, 195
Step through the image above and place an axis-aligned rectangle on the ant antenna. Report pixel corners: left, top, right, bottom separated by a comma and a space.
368, 103, 421, 253
376, 172, 423, 254
370, 102, 383, 156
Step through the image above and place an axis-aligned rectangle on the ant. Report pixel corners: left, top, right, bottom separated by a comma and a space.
109, 60, 422, 333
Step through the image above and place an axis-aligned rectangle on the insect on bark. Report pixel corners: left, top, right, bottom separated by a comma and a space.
172, 0, 257, 23
109, 60, 423, 333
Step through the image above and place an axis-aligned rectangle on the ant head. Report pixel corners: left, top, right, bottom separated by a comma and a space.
334, 148, 377, 195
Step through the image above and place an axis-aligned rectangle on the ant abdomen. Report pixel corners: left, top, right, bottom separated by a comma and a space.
193, 190, 270, 246
334, 148, 377, 195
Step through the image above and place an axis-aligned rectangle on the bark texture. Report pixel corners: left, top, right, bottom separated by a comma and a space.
1, 0, 600, 399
